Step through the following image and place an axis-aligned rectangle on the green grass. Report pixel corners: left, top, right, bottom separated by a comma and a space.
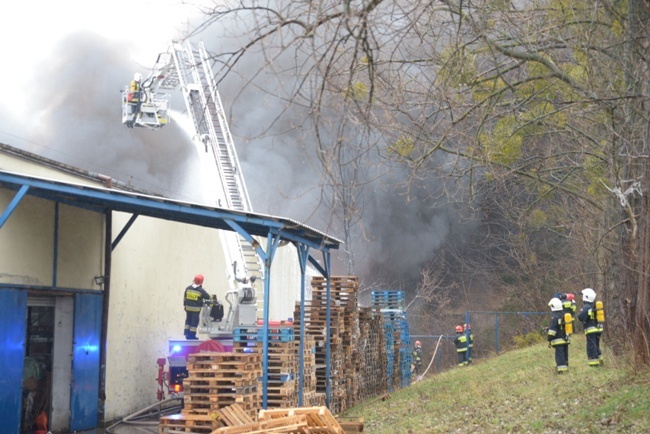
343, 335, 650, 433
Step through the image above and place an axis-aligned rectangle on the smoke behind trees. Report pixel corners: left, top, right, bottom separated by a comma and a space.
1, 18, 476, 293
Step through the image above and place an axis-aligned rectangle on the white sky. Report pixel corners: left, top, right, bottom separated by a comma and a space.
0, 0, 204, 127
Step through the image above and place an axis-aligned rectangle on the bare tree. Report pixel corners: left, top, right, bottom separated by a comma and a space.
192, 0, 650, 364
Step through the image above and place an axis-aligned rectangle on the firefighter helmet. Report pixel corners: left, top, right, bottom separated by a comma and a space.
193, 274, 204, 285
548, 298, 563, 311
566, 293, 575, 301
415, 340, 421, 348
134, 72, 142, 82
582, 288, 596, 303
455, 325, 464, 333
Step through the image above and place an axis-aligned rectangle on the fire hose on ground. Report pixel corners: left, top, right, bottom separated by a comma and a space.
105, 396, 183, 433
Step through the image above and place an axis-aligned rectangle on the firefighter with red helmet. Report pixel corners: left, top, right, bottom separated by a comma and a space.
412, 340, 423, 375
184, 274, 210, 339
547, 297, 570, 373
563, 293, 577, 320
453, 325, 468, 366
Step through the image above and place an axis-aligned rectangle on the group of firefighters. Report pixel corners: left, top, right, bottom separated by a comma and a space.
412, 323, 474, 376
547, 287, 605, 373
411, 286, 605, 376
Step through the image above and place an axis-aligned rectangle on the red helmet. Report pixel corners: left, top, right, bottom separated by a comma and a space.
193, 274, 204, 285
455, 325, 464, 333
415, 340, 421, 347
566, 293, 575, 301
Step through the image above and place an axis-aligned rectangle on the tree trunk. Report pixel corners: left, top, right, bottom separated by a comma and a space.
636, 159, 650, 365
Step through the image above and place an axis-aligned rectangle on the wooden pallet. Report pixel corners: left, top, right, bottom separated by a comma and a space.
214, 403, 257, 426
158, 413, 221, 434
212, 414, 307, 433
338, 416, 365, 432
258, 406, 344, 434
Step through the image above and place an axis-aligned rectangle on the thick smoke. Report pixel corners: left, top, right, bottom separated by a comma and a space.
2, 14, 474, 289
19, 32, 203, 201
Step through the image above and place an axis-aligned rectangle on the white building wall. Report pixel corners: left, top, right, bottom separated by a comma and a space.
104, 213, 234, 418
0, 153, 104, 288
1, 148, 316, 421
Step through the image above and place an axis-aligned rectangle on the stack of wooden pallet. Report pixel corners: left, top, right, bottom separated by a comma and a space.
182, 352, 261, 420
292, 332, 323, 407
233, 325, 298, 408
357, 306, 388, 400
292, 294, 345, 407
264, 325, 298, 408
310, 276, 360, 413
159, 353, 262, 433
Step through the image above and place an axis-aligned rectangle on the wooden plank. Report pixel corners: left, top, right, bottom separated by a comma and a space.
338, 416, 364, 432
158, 413, 220, 434
258, 406, 343, 433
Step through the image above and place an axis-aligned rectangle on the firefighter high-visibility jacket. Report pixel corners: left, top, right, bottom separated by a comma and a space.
184, 284, 210, 312
577, 301, 603, 335
128, 80, 142, 105
454, 333, 468, 352
562, 299, 576, 319
413, 347, 423, 367
547, 312, 569, 346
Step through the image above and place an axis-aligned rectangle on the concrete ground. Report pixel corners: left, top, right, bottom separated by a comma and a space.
85, 398, 181, 434
92, 425, 158, 434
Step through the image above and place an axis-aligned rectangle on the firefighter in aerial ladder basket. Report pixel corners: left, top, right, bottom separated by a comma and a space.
126, 73, 143, 127
184, 274, 210, 339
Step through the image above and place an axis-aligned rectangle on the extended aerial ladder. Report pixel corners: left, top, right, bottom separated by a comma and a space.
123, 41, 264, 307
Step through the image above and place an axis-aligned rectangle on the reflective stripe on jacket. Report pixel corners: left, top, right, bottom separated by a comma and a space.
184, 284, 210, 312
577, 301, 603, 334
454, 334, 468, 352
548, 312, 569, 346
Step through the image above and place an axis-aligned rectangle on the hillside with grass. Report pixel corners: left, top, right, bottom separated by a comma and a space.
343, 335, 650, 433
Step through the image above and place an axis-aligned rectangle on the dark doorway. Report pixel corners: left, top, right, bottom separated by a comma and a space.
22, 300, 54, 434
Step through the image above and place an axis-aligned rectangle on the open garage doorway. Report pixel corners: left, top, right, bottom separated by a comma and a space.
22, 294, 73, 434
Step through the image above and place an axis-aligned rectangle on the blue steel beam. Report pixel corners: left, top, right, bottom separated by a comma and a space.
261, 232, 281, 409
0, 184, 29, 228
0, 171, 341, 250
296, 244, 310, 407
111, 214, 139, 251
322, 251, 331, 408
307, 255, 327, 277
53, 203, 59, 287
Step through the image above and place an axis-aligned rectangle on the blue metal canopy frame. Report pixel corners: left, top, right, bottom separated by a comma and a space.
0, 169, 342, 413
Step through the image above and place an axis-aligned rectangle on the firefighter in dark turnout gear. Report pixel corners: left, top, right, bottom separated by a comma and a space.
126, 72, 143, 127
412, 340, 423, 375
563, 293, 577, 322
547, 297, 570, 373
464, 323, 474, 363
577, 287, 604, 367
454, 325, 468, 366
184, 274, 210, 339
